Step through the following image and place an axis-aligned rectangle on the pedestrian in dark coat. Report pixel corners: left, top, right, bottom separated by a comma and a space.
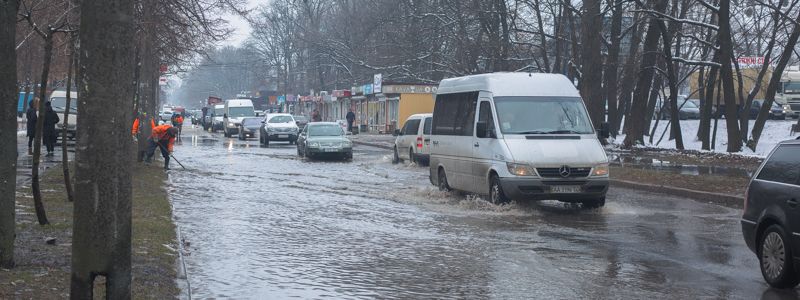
346, 109, 355, 132
43, 101, 60, 156
25, 98, 38, 155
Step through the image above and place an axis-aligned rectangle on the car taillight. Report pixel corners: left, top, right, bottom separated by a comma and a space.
416, 136, 423, 149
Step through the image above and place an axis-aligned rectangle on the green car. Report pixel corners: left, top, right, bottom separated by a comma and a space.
297, 122, 353, 160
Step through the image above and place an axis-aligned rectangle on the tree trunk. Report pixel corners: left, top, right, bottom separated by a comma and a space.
0, 0, 19, 268
533, 0, 551, 73
70, 0, 136, 298
717, 0, 743, 152
657, 21, 683, 149
580, 0, 604, 128
623, 0, 668, 148
700, 54, 719, 150
62, 40, 75, 203
616, 12, 643, 136
31, 34, 53, 226
605, 0, 623, 137
749, 11, 800, 151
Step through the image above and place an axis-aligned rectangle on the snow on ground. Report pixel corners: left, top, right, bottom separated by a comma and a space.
611, 119, 798, 157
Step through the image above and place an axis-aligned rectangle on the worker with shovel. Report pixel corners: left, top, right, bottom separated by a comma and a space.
145, 124, 179, 170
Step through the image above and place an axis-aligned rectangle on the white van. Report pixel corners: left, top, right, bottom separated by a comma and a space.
222, 99, 256, 137
211, 104, 225, 132
49, 90, 78, 140
428, 73, 610, 207
392, 113, 433, 165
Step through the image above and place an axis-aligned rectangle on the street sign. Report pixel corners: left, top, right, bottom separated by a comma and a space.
374, 74, 382, 94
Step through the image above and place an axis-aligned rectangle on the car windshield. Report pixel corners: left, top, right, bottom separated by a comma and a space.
308, 125, 344, 136
242, 118, 261, 126
785, 82, 800, 94
229, 107, 255, 118
268, 115, 294, 123
49, 97, 78, 112
680, 100, 698, 109
494, 96, 594, 134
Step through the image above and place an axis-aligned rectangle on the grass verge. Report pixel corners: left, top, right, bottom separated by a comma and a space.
0, 163, 180, 299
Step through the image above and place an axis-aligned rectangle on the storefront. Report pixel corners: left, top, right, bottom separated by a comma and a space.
381, 84, 437, 129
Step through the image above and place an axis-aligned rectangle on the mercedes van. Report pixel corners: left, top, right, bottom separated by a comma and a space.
428, 73, 610, 207
222, 99, 255, 137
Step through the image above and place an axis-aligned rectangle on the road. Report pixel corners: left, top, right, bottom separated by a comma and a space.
166, 126, 793, 299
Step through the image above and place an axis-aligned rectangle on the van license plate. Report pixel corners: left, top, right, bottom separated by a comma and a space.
278, 135, 288, 138
551, 186, 580, 193
324, 148, 337, 152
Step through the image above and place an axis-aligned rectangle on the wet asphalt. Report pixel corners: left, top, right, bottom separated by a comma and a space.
166, 126, 796, 299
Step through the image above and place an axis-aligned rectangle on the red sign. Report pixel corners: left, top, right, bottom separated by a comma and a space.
160, 64, 168, 73
737, 57, 767, 65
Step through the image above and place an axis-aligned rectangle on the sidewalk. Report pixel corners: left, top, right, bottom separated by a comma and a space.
15, 135, 72, 186
348, 132, 395, 149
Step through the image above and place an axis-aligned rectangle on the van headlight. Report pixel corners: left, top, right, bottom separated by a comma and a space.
783, 104, 792, 113
592, 164, 609, 177
342, 140, 352, 147
507, 163, 537, 177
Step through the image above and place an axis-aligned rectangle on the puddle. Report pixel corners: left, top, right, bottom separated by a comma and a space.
608, 153, 753, 178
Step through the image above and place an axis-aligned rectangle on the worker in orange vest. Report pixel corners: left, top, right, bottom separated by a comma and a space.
171, 113, 184, 135
145, 124, 179, 170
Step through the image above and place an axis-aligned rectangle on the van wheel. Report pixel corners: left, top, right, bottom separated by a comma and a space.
438, 169, 451, 192
392, 147, 401, 164
489, 174, 510, 204
759, 224, 800, 288
582, 197, 606, 209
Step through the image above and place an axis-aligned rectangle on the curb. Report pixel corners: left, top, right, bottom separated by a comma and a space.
352, 140, 393, 150
610, 179, 744, 208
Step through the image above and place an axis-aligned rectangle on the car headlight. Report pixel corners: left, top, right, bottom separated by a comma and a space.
507, 163, 537, 177
227, 122, 237, 128
309, 142, 320, 148
342, 140, 352, 147
592, 164, 609, 177
784, 104, 791, 113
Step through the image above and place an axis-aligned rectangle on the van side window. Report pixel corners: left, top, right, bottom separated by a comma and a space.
423, 118, 432, 135
432, 92, 477, 136
478, 101, 494, 137
404, 119, 421, 135
757, 145, 800, 185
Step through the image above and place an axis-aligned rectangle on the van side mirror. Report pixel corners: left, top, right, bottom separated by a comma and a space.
393, 129, 401, 136
598, 122, 610, 139
476, 121, 493, 138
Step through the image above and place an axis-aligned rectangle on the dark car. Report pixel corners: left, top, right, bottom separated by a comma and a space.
750, 99, 787, 120
658, 98, 700, 120
742, 141, 800, 288
294, 115, 309, 130
238, 117, 262, 140
296, 122, 353, 160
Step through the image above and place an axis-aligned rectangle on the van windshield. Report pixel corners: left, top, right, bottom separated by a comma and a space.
50, 97, 78, 112
494, 97, 594, 135
229, 107, 255, 118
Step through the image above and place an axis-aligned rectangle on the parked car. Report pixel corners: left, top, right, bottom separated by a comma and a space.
259, 113, 299, 146
223, 99, 256, 137
428, 73, 609, 207
296, 122, 353, 160
238, 117, 262, 140
294, 115, 309, 130
656, 97, 700, 120
392, 113, 432, 165
750, 99, 787, 120
741, 141, 800, 288
160, 110, 173, 122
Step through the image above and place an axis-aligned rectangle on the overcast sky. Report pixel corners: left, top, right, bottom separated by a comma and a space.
221, 0, 261, 47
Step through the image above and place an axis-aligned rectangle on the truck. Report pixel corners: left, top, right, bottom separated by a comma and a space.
777, 66, 800, 119
207, 96, 222, 106
49, 90, 79, 140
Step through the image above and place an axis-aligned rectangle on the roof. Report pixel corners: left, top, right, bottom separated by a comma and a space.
408, 113, 433, 119
436, 72, 580, 97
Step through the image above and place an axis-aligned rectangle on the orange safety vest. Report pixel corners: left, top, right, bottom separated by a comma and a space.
151, 124, 176, 152
132, 118, 155, 136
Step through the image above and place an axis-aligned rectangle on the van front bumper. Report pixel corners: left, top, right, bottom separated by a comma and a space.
499, 177, 609, 202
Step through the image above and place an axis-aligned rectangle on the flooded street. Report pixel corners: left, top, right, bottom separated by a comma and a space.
167, 127, 784, 299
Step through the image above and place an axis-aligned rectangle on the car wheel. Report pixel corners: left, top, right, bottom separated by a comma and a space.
759, 224, 800, 288
489, 174, 510, 204
582, 197, 606, 209
392, 146, 401, 164
409, 148, 416, 164
438, 168, 451, 192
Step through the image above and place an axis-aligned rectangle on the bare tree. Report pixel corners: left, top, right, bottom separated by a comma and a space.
70, 0, 136, 297
0, 0, 19, 268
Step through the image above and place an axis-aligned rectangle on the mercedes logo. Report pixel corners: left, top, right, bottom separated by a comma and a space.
559, 165, 571, 178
